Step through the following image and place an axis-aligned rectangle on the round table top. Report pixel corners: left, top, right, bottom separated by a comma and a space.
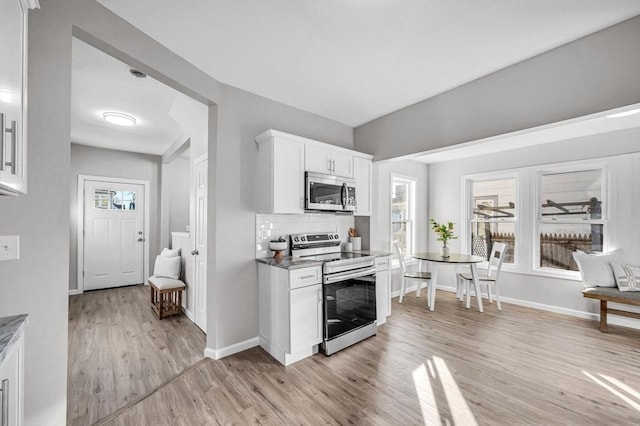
412, 252, 485, 263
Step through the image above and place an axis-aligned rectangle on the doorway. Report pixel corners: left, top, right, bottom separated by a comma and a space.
77, 175, 149, 292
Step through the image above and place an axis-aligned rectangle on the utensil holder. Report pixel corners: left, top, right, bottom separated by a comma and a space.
350, 237, 361, 251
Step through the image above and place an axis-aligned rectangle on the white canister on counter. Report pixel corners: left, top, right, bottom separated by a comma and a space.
350, 237, 361, 251
342, 242, 353, 252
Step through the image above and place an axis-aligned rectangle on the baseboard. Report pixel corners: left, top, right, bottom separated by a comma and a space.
182, 307, 194, 322
68, 289, 81, 296
204, 337, 259, 360
431, 284, 640, 330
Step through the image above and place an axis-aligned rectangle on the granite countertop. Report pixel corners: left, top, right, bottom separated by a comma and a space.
0, 314, 28, 364
256, 256, 324, 270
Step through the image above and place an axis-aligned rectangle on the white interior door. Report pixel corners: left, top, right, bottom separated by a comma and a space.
84, 180, 145, 291
193, 157, 207, 332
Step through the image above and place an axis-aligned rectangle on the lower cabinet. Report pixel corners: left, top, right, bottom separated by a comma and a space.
258, 263, 323, 365
375, 256, 392, 325
0, 332, 25, 426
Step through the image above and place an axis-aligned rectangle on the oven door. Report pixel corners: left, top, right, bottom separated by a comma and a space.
306, 172, 356, 212
323, 272, 376, 343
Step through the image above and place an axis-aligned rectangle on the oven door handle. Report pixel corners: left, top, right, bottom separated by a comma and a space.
324, 266, 376, 284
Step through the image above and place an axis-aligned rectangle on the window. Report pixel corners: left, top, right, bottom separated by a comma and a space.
94, 189, 137, 210
536, 168, 605, 272
468, 177, 516, 264
391, 175, 416, 260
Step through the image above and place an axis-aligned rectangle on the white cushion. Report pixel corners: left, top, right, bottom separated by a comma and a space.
153, 255, 181, 279
611, 263, 640, 292
161, 247, 181, 257
149, 276, 185, 290
572, 249, 623, 288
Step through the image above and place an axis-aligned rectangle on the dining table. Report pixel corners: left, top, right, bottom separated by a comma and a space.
412, 252, 486, 312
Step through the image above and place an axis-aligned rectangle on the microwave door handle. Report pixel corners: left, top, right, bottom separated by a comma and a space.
341, 183, 347, 209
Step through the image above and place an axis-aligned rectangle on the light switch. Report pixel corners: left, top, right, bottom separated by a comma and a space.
0, 235, 20, 261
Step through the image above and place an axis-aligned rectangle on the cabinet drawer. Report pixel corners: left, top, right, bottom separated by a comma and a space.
375, 256, 390, 271
289, 266, 322, 289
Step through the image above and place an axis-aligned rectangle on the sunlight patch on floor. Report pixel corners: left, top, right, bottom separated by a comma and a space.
583, 371, 640, 412
413, 356, 478, 426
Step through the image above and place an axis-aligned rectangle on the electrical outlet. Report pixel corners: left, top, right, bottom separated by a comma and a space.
0, 235, 20, 261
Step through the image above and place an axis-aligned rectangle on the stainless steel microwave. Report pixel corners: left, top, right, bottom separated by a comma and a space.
305, 172, 356, 213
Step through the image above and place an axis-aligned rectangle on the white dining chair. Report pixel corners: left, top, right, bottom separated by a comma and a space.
393, 241, 432, 304
457, 242, 507, 310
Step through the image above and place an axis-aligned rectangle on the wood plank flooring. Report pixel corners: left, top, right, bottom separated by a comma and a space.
67, 285, 205, 426
93, 290, 639, 425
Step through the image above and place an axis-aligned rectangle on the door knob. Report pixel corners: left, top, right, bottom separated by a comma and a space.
137, 238, 145, 242
191, 250, 199, 255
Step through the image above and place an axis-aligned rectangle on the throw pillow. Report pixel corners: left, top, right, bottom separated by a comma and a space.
610, 263, 640, 292
572, 249, 623, 288
153, 255, 181, 279
161, 247, 181, 257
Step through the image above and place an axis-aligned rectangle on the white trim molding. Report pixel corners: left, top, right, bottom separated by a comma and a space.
204, 337, 259, 360
76, 174, 151, 294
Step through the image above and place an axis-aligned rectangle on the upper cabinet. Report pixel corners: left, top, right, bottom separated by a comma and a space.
255, 130, 372, 215
305, 144, 353, 178
0, 0, 38, 196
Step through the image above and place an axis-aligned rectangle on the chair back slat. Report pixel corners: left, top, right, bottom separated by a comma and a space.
393, 241, 406, 274
487, 242, 507, 279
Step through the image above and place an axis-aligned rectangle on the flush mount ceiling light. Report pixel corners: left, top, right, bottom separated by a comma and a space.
605, 108, 640, 118
103, 112, 137, 127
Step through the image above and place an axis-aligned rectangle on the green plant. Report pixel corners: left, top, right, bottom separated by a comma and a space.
270, 236, 286, 243
430, 218, 458, 247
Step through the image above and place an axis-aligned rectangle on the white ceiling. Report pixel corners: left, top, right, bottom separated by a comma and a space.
71, 38, 185, 155
98, 0, 640, 127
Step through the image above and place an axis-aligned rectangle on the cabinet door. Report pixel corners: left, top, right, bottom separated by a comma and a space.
0, 0, 27, 195
331, 149, 353, 178
0, 334, 24, 426
375, 267, 391, 325
289, 284, 323, 353
354, 156, 371, 216
272, 138, 304, 213
304, 144, 332, 175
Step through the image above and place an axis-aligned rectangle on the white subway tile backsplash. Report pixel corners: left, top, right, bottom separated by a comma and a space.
256, 214, 355, 258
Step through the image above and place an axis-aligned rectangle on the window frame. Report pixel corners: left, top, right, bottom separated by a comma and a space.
532, 160, 610, 279
390, 173, 416, 264
461, 170, 520, 271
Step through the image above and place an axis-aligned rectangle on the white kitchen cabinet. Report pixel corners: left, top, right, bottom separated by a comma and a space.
0, 328, 25, 426
0, 0, 38, 196
258, 263, 323, 365
305, 143, 353, 178
255, 131, 305, 214
375, 256, 391, 325
354, 156, 372, 216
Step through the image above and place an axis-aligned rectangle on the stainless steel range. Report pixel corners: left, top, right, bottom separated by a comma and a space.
291, 232, 377, 356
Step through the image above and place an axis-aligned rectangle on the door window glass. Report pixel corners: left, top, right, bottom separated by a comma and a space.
94, 189, 137, 210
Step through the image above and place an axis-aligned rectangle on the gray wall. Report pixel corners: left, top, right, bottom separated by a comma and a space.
427, 128, 640, 319
355, 16, 640, 160
212, 83, 353, 350
0, 1, 352, 422
69, 144, 162, 291
161, 156, 190, 248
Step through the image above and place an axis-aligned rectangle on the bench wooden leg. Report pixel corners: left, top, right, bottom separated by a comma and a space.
600, 300, 608, 333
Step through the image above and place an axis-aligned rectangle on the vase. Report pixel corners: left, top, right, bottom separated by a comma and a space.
440, 246, 449, 258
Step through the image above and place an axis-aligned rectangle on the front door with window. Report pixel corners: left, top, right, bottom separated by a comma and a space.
83, 179, 145, 291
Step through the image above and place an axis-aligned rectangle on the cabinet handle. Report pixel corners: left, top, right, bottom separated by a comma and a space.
327, 157, 332, 172
331, 159, 335, 173
299, 274, 315, 280
7, 120, 16, 174
0, 113, 5, 172
1, 378, 8, 426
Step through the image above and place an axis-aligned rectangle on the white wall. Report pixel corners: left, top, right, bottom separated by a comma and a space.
427, 128, 640, 324
69, 144, 162, 292
370, 159, 428, 294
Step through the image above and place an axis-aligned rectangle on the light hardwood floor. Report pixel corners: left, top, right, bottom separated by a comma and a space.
88, 290, 640, 426
67, 285, 205, 426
